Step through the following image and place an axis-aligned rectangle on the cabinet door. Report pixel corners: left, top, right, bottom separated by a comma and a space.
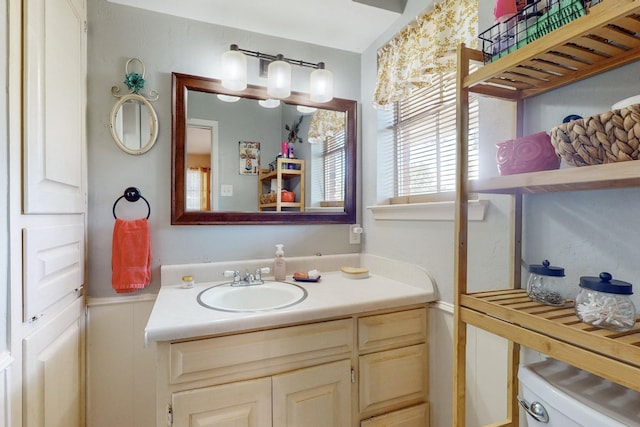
23, 297, 85, 427
359, 344, 427, 414
23, 223, 85, 321
23, 0, 86, 213
272, 359, 352, 427
172, 377, 272, 427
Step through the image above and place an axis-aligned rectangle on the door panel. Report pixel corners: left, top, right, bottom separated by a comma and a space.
23, 0, 86, 213
23, 297, 84, 427
272, 359, 352, 427
22, 223, 84, 321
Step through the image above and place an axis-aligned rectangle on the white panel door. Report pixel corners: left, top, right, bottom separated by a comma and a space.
23, 297, 84, 427
272, 359, 352, 427
23, 223, 84, 321
23, 0, 86, 213
172, 377, 272, 427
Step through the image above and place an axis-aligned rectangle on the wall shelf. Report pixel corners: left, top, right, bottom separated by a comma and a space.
455, 1, 640, 425
470, 159, 640, 194
258, 158, 305, 212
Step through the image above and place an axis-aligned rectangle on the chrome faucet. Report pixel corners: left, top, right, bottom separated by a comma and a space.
223, 267, 271, 286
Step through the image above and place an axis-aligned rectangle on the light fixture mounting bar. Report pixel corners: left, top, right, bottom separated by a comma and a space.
233, 45, 323, 70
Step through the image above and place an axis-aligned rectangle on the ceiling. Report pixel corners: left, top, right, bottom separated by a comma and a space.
106, 0, 407, 53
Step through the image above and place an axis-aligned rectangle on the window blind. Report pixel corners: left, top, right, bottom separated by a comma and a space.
323, 130, 345, 202
386, 71, 479, 199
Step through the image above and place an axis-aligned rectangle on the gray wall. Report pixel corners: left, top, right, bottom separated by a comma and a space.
187, 92, 282, 211
521, 65, 640, 310
87, 0, 361, 297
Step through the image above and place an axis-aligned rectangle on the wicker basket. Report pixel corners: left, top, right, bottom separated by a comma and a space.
549, 104, 640, 166
260, 193, 277, 204
260, 191, 295, 204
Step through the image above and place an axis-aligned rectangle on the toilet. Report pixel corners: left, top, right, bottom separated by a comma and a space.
518, 358, 640, 426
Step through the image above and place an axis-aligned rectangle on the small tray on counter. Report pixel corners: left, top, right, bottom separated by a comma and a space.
293, 276, 321, 283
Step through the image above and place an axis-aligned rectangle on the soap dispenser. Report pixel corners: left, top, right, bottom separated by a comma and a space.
274, 244, 286, 281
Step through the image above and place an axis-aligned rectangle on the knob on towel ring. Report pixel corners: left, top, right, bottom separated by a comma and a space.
112, 187, 151, 219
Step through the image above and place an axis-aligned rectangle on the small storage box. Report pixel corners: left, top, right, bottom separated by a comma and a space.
479, 0, 589, 63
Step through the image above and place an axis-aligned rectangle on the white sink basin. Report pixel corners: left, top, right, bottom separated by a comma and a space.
197, 281, 307, 312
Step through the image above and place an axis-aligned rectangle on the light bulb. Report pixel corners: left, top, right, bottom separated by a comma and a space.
259, 99, 280, 108
217, 94, 240, 102
310, 62, 333, 103
267, 54, 291, 99
221, 44, 247, 91
297, 105, 317, 114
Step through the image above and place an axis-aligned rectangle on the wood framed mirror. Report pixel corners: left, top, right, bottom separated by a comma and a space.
171, 72, 357, 225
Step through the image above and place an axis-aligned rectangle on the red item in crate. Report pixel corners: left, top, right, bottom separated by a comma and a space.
496, 132, 560, 175
281, 191, 295, 202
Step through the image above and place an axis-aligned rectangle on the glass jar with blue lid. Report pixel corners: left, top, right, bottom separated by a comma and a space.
527, 259, 567, 306
575, 272, 636, 332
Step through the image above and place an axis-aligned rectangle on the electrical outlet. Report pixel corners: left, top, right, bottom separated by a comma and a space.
220, 184, 233, 197
350, 224, 362, 244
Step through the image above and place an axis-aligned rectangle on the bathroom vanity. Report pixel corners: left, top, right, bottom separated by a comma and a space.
145, 255, 437, 427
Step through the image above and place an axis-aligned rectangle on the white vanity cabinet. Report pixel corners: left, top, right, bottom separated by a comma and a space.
155, 306, 429, 427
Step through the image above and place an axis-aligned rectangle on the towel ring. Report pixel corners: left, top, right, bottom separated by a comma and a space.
113, 187, 151, 219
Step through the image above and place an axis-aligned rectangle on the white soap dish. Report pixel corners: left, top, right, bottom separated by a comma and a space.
341, 266, 370, 279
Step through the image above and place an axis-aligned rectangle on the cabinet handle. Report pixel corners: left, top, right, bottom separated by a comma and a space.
517, 396, 549, 423
28, 313, 44, 324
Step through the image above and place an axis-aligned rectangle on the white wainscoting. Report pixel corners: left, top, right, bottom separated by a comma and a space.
428, 302, 509, 427
0, 352, 12, 427
86, 295, 157, 427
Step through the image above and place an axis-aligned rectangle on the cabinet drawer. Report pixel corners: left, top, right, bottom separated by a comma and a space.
170, 318, 353, 384
359, 344, 428, 414
361, 403, 429, 427
358, 308, 427, 353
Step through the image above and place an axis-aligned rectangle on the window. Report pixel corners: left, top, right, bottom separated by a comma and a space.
381, 70, 479, 203
322, 130, 345, 205
186, 167, 210, 211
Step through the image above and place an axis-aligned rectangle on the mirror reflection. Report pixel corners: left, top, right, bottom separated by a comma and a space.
185, 92, 346, 213
171, 73, 357, 225
110, 94, 158, 155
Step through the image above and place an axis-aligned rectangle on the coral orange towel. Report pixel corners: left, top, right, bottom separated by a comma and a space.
112, 218, 151, 293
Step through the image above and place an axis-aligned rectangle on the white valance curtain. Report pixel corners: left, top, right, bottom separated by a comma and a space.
373, 0, 478, 109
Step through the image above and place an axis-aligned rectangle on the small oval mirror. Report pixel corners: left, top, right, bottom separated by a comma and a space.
110, 93, 158, 155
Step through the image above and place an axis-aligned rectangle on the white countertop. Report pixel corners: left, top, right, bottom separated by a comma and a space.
145, 256, 437, 344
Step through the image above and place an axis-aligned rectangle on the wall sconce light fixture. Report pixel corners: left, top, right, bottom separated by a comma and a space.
221, 44, 334, 103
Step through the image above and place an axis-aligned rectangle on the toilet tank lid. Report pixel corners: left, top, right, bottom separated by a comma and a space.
519, 358, 640, 426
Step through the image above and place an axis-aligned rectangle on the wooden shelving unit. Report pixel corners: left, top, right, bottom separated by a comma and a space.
258, 158, 305, 212
455, 1, 640, 426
